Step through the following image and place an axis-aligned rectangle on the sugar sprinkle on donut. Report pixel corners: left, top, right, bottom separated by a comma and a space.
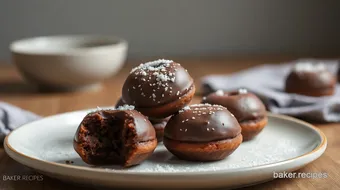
215, 90, 224, 96
294, 62, 326, 72
116, 105, 135, 110
238, 88, 248, 94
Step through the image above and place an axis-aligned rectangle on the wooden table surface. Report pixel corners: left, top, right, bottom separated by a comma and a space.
0, 57, 339, 190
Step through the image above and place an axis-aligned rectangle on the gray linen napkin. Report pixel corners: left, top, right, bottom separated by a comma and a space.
0, 102, 40, 141
200, 59, 340, 122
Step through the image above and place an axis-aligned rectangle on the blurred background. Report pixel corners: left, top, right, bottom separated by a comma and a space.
1, 0, 340, 62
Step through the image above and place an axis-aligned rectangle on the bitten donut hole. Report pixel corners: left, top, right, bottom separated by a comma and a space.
81, 114, 137, 165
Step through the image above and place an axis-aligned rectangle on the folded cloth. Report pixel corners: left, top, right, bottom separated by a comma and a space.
0, 102, 40, 142
200, 59, 340, 123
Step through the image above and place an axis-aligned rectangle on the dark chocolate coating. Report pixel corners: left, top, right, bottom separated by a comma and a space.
115, 97, 127, 108
151, 117, 169, 142
74, 109, 155, 143
164, 104, 241, 142
202, 91, 266, 123
285, 70, 336, 94
122, 61, 194, 108
150, 117, 170, 130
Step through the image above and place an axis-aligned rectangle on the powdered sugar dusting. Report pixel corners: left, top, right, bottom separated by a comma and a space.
93, 136, 305, 173
215, 90, 224, 96
127, 59, 190, 103
178, 104, 226, 123
130, 59, 173, 74
116, 105, 135, 110
294, 62, 326, 72
238, 88, 248, 94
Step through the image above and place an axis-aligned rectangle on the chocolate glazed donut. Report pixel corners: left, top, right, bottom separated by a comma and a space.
73, 107, 157, 167
163, 104, 242, 161
202, 89, 267, 141
285, 62, 336, 97
122, 59, 195, 119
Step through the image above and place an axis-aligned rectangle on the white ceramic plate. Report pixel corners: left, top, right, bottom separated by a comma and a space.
4, 109, 327, 189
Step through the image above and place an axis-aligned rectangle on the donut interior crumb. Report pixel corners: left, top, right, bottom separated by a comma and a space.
79, 113, 137, 165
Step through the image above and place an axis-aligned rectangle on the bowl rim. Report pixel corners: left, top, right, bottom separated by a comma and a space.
10, 34, 128, 56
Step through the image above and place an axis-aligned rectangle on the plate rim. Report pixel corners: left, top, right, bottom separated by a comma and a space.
4, 110, 327, 176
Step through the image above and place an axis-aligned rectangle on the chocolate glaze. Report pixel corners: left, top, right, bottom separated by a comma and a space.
150, 117, 170, 130
115, 97, 126, 108
115, 97, 171, 129
74, 109, 155, 143
150, 117, 169, 142
164, 104, 241, 142
122, 60, 194, 108
285, 70, 336, 93
202, 90, 266, 123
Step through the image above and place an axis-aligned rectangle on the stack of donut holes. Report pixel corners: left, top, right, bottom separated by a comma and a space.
74, 59, 268, 167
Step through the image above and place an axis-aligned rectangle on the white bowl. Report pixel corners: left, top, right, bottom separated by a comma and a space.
11, 35, 128, 91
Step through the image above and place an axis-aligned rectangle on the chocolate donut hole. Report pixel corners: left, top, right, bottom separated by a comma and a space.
201, 90, 267, 141
285, 62, 336, 97
76, 113, 137, 165
163, 104, 242, 161
74, 109, 158, 167
122, 59, 195, 118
